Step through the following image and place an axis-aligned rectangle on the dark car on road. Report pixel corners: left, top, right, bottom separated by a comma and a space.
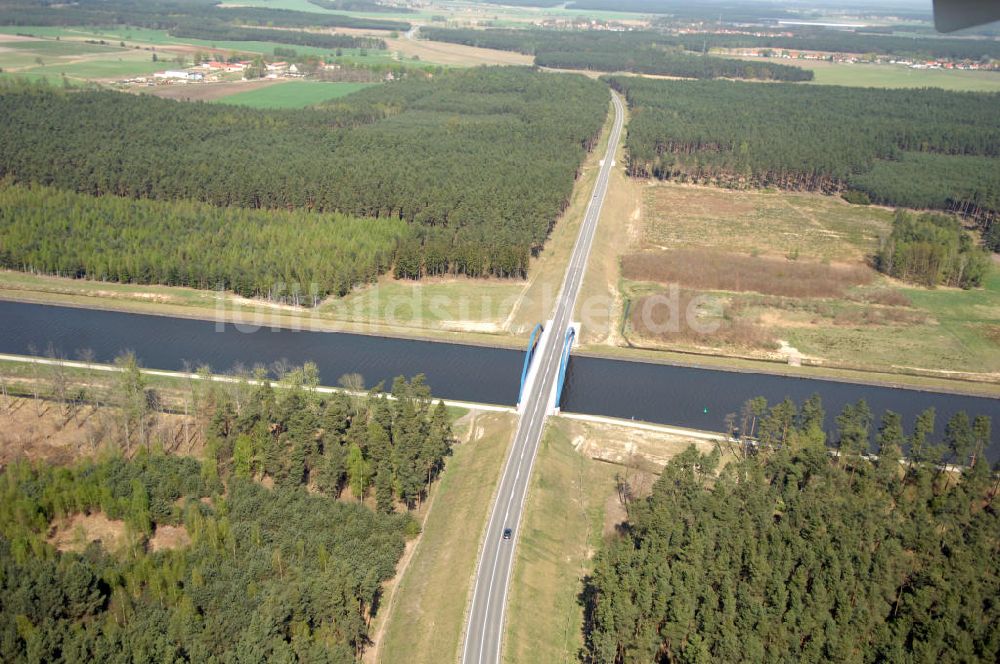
502, 528, 513, 540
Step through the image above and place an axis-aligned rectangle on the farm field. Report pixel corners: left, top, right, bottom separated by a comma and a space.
615, 182, 1000, 380
721, 54, 1000, 91
232, 0, 646, 23
803, 59, 1000, 92
0, 24, 529, 73
225, 0, 435, 20
0, 25, 399, 66
143, 79, 282, 101
0, 32, 163, 81
214, 79, 375, 107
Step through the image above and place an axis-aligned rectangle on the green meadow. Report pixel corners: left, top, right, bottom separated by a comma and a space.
805, 61, 1000, 92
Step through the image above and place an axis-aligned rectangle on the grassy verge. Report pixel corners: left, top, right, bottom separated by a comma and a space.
0, 272, 525, 350
573, 92, 637, 346
503, 416, 721, 663
509, 96, 617, 334
374, 411, 516, 664
503, 420, 619, 663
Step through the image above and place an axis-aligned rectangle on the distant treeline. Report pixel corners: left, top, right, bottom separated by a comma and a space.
569, 0, 804, 21
425, 21, 1000, 64
0, 0, 411, 31
586, 395, 998, 662
475, 0, 562, 6
169, 25, 388, 51
674, 31, 1000, 63
536, 48, 813, 81
421, 27, 813, 81
606, 76, 1000, 245
0, 182, 409, 300
307, 0, 411, 13
472, 0, 805, 21
0, 68, 607, 282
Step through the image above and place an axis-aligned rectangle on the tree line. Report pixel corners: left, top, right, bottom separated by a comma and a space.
672, 30, 1000, 63
535, 48, 813, 82
0, 0, 411, 31
0, 68, 608, 283
307, 0, 411, 13
569, 0, 804, 21
0, 357, 456, 661
606, 76, 1000, 247
200, 366, 455, 514
0, 181, 410, 301
421, 27, 813, 81
586, 394, 998, 662
471, 0, 805, 21
876, 211, 990, 288
169, 24, 388, 52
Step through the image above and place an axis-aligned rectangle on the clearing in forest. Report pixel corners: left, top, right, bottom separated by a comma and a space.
614, 182, 1000, 379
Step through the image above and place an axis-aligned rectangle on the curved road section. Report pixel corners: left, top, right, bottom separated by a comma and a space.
462, 91, 625, 664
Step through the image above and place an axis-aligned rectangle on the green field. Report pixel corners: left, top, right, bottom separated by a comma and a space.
0, 26, 399, 62
230, 0, 429, 20
24, 57, 165, 80
0, 25, 177, 44
233, 0, 646, 22
215, 80, 375, 108
805, 61, 1000, 92
1, 39, 124, 56
0, 34, 164, 81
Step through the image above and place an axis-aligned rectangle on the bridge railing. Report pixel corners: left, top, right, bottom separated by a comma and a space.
517, 323, 543, 404
554, 326, 576, 410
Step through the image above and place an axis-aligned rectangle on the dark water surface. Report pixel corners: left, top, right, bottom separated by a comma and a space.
0, 301, 522, 406
2, 301, 998, 461
561, 355, 1000, 461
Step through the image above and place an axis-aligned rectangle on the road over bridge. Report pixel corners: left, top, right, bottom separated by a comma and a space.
461, 90, 625, 664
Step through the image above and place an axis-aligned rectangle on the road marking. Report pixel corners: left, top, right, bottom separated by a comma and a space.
463, 92, 625, 664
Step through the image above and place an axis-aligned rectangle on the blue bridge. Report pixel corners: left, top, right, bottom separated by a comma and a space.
554, 326, 575, 410
517, 323, 544, 404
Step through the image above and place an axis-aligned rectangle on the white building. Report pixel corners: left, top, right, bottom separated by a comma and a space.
154, 70, 204, 81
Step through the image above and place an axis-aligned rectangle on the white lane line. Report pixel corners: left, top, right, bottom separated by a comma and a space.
490, 93, 625, 664
465, 91, 624, 664
474, 328, 553, 663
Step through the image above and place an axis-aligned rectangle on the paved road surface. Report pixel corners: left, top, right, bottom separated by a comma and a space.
461, 90, 625, 664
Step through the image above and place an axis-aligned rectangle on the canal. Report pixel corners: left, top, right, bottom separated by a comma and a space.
2, 301, 998, 460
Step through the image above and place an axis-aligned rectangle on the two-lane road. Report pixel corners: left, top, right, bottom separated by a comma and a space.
461, 90, 625, 664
